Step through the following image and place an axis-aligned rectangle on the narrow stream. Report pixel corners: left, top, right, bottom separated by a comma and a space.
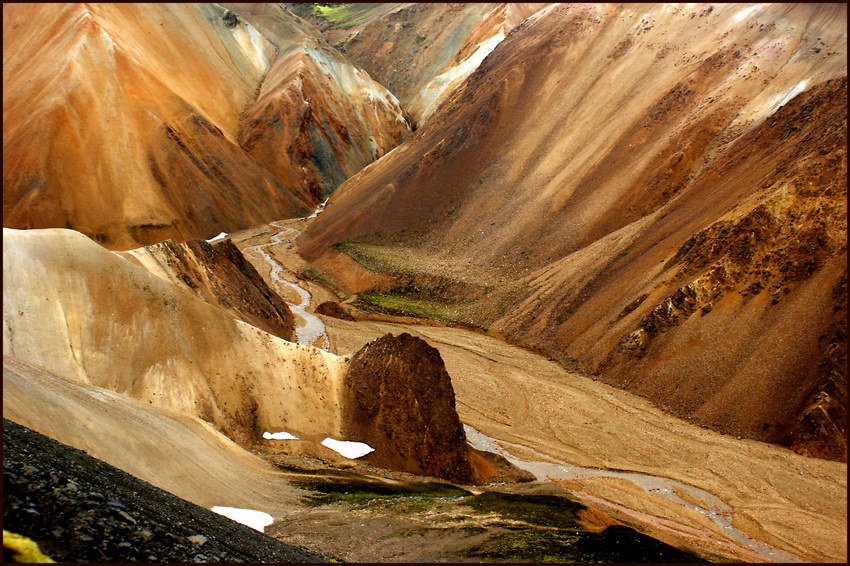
244, 201, 329, 349
463, 424, 804, 563
243, 202, 807, 563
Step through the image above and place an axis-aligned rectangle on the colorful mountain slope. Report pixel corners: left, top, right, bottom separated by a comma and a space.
298, 3, 847, 460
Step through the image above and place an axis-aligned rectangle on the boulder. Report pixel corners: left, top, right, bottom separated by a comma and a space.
315, 301, 355, 321
341, 333, 478, 484
222, 9, 238, 27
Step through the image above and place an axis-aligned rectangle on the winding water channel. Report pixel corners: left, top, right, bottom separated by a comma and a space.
462, 424, 802, 562
240, 203, 840, 563
243, 201, 329, 349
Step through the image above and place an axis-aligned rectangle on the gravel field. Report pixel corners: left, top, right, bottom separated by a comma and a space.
3, 419, 328, 563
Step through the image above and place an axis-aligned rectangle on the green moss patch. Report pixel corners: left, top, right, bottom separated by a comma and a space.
354, 291, 451, 321
289, 475, 471, 507
333, 241, 406, 274
313, 4, 382, 28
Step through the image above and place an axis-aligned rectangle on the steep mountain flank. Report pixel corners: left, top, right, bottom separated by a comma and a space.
219, 4, 413, 206
237, 42, 412, 206
3, 3, 410, 248
2, 3, 311, 249
298, 3, 847, 459
3, 228, 347, 448
290, 3, 548, 126
3, 359, 306, 519
122, 237, 296, 341
3, 228, 484, 484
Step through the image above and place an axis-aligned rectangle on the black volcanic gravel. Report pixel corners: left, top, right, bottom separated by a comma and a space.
3, 419, 329, 563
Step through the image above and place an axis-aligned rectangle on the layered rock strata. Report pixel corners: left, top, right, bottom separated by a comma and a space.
123, 238, 296, 342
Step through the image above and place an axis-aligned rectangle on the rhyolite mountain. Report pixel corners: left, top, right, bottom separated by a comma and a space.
297, 3, 847, 461
3, 3, 409, 249
2, 3, 846, 562
290, 3, 549, 127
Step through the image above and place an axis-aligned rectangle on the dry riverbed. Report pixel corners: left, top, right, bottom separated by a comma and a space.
231, 220, 846, 563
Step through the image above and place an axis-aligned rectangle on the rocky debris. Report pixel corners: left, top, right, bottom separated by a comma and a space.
222, 9, 238, 28
316, 300, 355, 321
137, 237, 296, 341
342, 333, 479, 484
3, 420, 329, 563
782, 273, 847, 461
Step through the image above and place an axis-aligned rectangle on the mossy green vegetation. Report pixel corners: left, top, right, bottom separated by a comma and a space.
459, 526, 705, 562
311, 3, 384, 28
333, 241, 406, 274
354, 291, 451, 321
297, 265, 346, 298
289, 474, 471, 507
459, 491, 585, 528
282, 470, 707, 562
453, 492, 705, 563
333, 240, 494, 322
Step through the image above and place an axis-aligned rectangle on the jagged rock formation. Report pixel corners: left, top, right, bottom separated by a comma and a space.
316, 301, 355, 321
342, 333, 479, 484
298, 4, 847, 460
123, 238, 296, 341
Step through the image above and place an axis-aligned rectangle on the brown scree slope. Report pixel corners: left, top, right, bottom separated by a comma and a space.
298, 3, 847, 460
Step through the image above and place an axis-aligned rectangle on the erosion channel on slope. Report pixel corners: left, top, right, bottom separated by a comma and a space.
230, 209, 846, 563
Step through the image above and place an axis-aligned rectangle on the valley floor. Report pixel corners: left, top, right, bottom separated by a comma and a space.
233, 218, 847, 563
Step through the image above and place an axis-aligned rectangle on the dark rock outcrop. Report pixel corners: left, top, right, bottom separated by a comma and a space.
315, 301, 355, 321
222, 9, 238, 27
136, 238, 296, 341
342, 333, 479, 484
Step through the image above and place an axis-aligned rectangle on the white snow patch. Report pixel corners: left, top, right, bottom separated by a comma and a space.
211, 507, 274, 532
206, 232, 228, 242
733, 4, 763, 24
263, 431, 298, 440
776, 80, 809, 109
321, 437, 375, 459
412, 31, 506, 126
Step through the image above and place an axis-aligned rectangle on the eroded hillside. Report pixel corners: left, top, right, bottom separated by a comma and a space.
285, 3, 549, 126
2, 3, 409, 248
298, 3, 847, 460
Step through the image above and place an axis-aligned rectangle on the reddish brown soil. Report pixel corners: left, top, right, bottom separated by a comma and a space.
297, 3, 847, 460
